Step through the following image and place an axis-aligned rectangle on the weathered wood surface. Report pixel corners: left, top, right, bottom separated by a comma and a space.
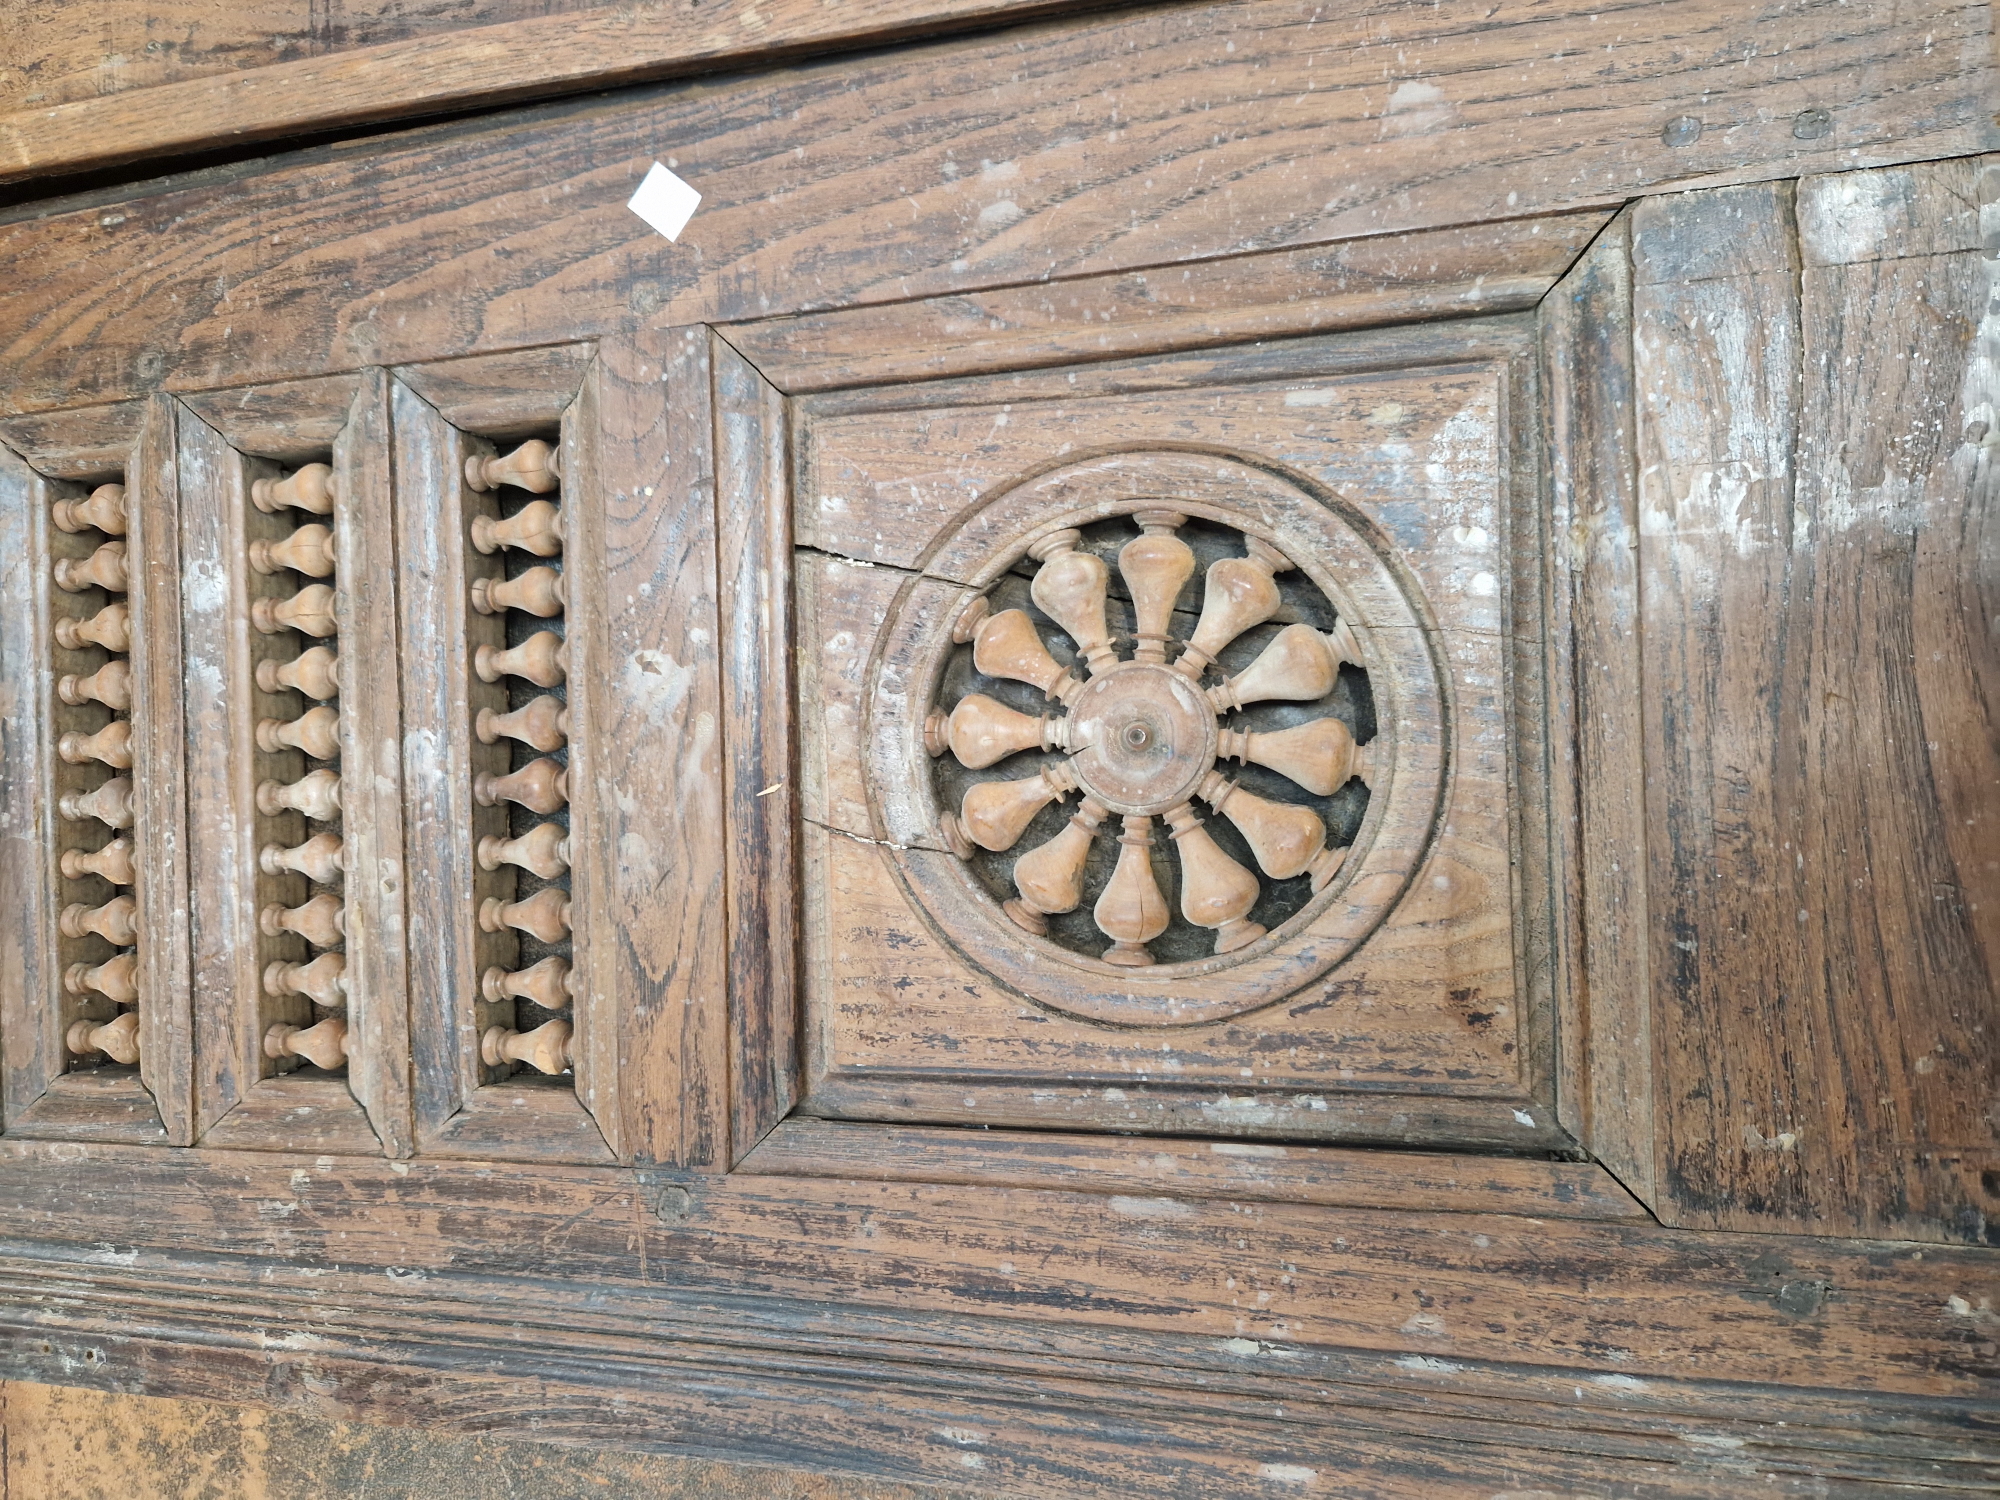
0, 399, 144, 481
397, 344, 593, 440
178, 373, 363, 465
0, 0, 1993, 417
1633, 163, 2000, 1244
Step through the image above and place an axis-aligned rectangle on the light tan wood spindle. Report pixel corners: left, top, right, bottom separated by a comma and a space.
264, 1017, 349, 1069
1207, 622, 1348, 713
481, 954, 573, 1009
471, 499, 563, 556
68, 1011, 140, 1064
1164, 802, 1266, 954
249, 522, 336, 578
255, 705, 341, 760
942, 762, 1080, 856
475, 694, 569, 752
58, 719, 133, 770
481, 1017, 573, 1076
51, 483, 128, 536
1217, 717, 1368, 797
1175, 537, 1294, 680
250, 583, 338, 638
1195, 771, 1342, 888
58, 777, 135, 829
473, 756, 568, 814
261, 892, 347, 947
1028, 530, 1116, 676
251, 464, 336, 516
264, 952, 348, 1008
465, 439, 561, 495
477, 822, 571, 879
257, 646, 341, 700
256, 768, 343, 821
55, 601, 131, 653
260, 831, 345, 884
1119, 511, 1195, 665
58, 657, 133, 712
53, 540, 128, 594
471, 565, 565, 618
60, 894, 138, 945
1004, 795, 1108, 935
923, 693, 1068, 769
479, 887, 572, 943
60, 836, 134, 885
1094, 815, 1170, 966
474, 631, 568, 687
64, 952, 139, 1004
956, 599, 1080, 704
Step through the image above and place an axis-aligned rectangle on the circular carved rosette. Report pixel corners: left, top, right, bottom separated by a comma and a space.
867, 451, 1445, 1026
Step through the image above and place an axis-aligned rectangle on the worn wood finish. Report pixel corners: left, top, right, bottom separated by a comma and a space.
397, 344, 594, 442
0, 399, 144, 481
1, 1, 1993, 418
178, 373, 364, 465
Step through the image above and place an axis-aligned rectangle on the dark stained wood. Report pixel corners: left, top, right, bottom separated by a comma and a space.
396, 344, 593, 441
178, 374, 364, 465
1, 1, 1993, 417
0, 399, 144, 481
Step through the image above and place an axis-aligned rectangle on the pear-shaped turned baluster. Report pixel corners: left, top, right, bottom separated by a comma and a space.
61, 895, 138, 945
59, 658, 133, 711
474, 756, 568, 814
482, 1017, 573, 1075
1218, 717, 1368, 797
256, 706, 341, 760
479, 887, 572, 943
265, 952, 348, 1008
56, 601, 131, 653
1028, 530, 1116, 677
941, 762, 1079, 856
924, 693, 1067, 769
476, 694, 568, 752
252, 464, 336, 516
466, 439, 561, 495
471, 565, 565, 617
1004, 795, 1108, 935
1196, 771, 1344, 888
956, 599, 1080, 705
265, 1017, 349, 1069
66, 952, 139, 1004
1094, 816, 1170, 966
261, 892, 347, 947
256, 768, 343, 821
52, 484, 128, 536
1119, 510, 1194, 665
58, 719, 133, 770
258, 646, 341, 700
471, 499, 563, 556
59, 777, 135, 829
249, 522, 336, 578
475, 631, 568, 687
251, 584, 338, 638
61, 837, 134, 885
1164, 802, 1266, 954
1208, 622, 1351, 713
482, 955, 573, 1010
54, 541, 128, 594
477, 822, 570, 879
68, 1011, 140, 1064
260, 831, 346, 884
1175, 537, 1294, 679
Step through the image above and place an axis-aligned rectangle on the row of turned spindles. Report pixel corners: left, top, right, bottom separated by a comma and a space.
246, 464, 353, 1073
467, 440, 577, 1078
53, 483, 143, 1068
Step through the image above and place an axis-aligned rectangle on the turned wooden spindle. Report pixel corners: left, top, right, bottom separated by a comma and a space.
1208, 622, 1348, 713
477, 822, 571, 879
1196, 771, 1343, 888
1119, 511, 1195, 665
59, 777, 135, 829
1217, 716, 1368, 797
58, 657, 132, 712
53, 540, 128, 594
479, 887, 572, 943
466, 439, 561, 495
60, 894, 138, 945
474, 631, 568, 687
261, 892, 347, 947
1004, 795, 1108, 935
941, 762, 1080, 856
68, 1011, 140, 1064
251, 583, 338, 638
51, 483, 128, 536
251, 463, 336, 516
956, 599, 1080, 705
61, 836, 135, 886
260, 831, 345, 883
471, 565, 566, 618
476, 694, 569, 752
257, 646, 341, 700
65, 952, 140, 1004
256, 767, 343, 820
481, 1017, 573, 1075
256, 705, 341, 760
1094, 815, 1170, 966
58, 719, 133, 770
1175, 537, 1294, 679
265, 1017, 349, 1069
481, 954, 574, 1009
923, 693, 1068, 769
471, 498, 563, 556
1164, 802, 1266, 954
249, 522, 335, 578
1028, 530, 1116, 677
473, 756, 568, 814
265, 952, 348, 1007
56, 601, 131, 653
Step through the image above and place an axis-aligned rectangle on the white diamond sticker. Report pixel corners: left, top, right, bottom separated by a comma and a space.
627, 161, 701, 242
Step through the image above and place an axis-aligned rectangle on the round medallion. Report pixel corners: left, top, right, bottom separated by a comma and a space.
1065, 662, 1217, 816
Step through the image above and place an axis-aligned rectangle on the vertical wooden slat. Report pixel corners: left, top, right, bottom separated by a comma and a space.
713, 335, 798, 1165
